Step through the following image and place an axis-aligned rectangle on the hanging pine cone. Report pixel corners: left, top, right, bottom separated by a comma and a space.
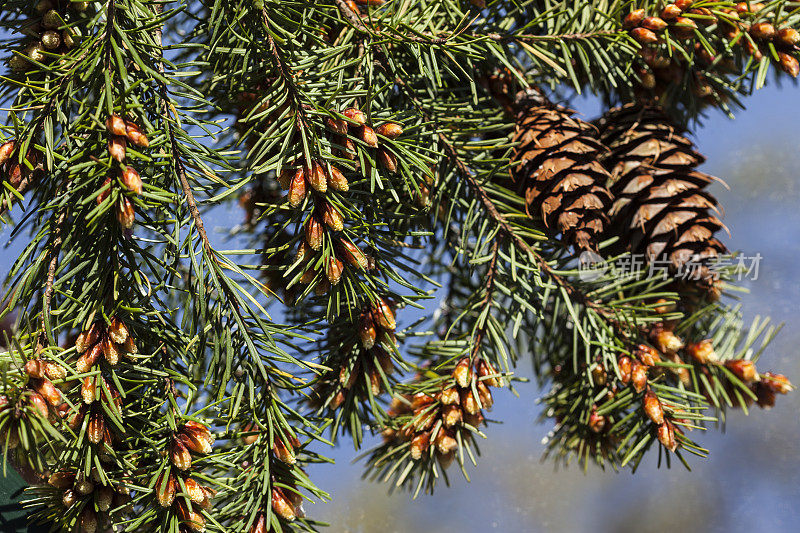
510, 92, 613, 254
595, 104, 727, 282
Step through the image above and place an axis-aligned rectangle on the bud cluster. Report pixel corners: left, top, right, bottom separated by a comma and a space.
101, 115, 148, 229
309, 297, 399, 411
48, 468, 132, 533
625, 1, 800, 104
380, 357, 501, 468
157, 421, 216, 532
8, 0, 89, 74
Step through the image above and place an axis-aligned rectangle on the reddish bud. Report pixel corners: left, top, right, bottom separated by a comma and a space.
778, 52, 800, 77
377, 149, 397, 172
172, 439, 192, 470
81, 376, 96, 404
156, 472, 176, 507
440, 386, 460, 406
87, 411, 105, 444
328, 165, 349, 192
117, 197, 135, 229
75, 323, 100, 353
48, 470, 75, 489
108, 317, 129, 344
641, 16, 668, 32
454, 357, 472, 388
35, 378, 61, 406
309, 161, 327, 192
96, 485, 113, 512
631, 361, 648, 393
322, 203, 344, 231
686, 339, 716, 364
326, 116, 348, 136
476, 359, 501, 387
359, 125, 379, 148
102, 337, 119, 366
661, 5, 682, 20
24, 358, 45, 379
761, 372, 793, 394
623, 9, 646, 29
434, 428, 458, 454
342, 107, 366, 126
305, 216, 323, 250
476, 380, 493, 409
675, 0, 694, 9
271, 487, 297, 521
44, 361, 67, 381
106, 115, 127, 137
643, 390, 665, 425
288, 168, 307, 207
410, 431, 430, 459
183, 477, 207, 504
125, 121, 149, 148
176, 501, 205, 532
588, 411, 606, 433
277, 168, 292, 190
325, 256, 344, 285
671, 17, 697, 39
657, 420, 678, 451
0, 141, 15, 166
777, 28, 800, 47
631, 27, 659, 44
750, 22, 776, 41
373, 297, 396, 330
652, 328, 683, 354
376, 122, 403, 139
461, 389, 480, 415
108, 136, 126, 162
28, 392, 49, 418
338, 239, 367, 270
725, 359, 757, 382
80, 508, 97, 533
358, 315, 377, 349
77, 342, 103, 373
636, 344, 662, 366
442, 404, 463, 427
96, 177, 112, 206
121, 166, 143, 195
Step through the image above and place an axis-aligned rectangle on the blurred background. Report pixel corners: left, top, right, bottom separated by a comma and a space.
1, 86, 798, 532
302, 86, 800, 533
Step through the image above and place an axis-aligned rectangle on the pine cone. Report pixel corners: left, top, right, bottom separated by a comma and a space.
510, 93, 613, 254
595, 104, 726, 280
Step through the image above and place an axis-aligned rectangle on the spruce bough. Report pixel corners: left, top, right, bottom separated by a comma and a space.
0, 0, 795, 531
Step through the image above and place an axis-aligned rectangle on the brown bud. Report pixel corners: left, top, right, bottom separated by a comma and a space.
777, 28, 800, 48
623, 9, 646, 29
631, 361, 648, 393
661, 5, 682, 20
250, 513, 268, 533
373, 297, 396, 330
442, 404, 463, 427
184, 477, 207, 504
778, 52, 800, 77
117, 196, 135, 229
750, 22, 776, 41
376, 123, 403, 139
725, 359, 757, 383
108, 136, 126, 162
80, 508, 97, 533
434, 428, 458, 454
62, 489, 78, 507
75, 323, 101, 353
96, 485, 114, 512
121, 166, 143, 195
35, 378, 61, 406
183, 421, 214, 446
337, 137, 357, 160
81, 376, 96, 404
77, 342, 103, 373
636, 344, 662, 366
476, 380, 493, 409
325, 256, 344, 285
277, 168, 292, 190
342, 107, 366, 126
761, 372, 793, 394
328, 165, 349, 192
178, 431, 213, 456
358, 315, 377, 349
322, 203, 344, 231
591, 363, 607, 386
176, 501, 206, 532
125, 121, 149, 148
675, 0, 694, 9
737, 2, 764, 14
271, 487, 297, 521
121, 335, 137, 359
0, 141, 15, 166
618, 356, 633, 384
87, 410, 105, 444
440, 386, 460, 406
156, 472, 176, 507
410, 431, 430, 459
309, 161, 327, 192
44, 361, 67, 381
454, 357, 472, 388
303, 217, 322, 251
671, 17, 697, 39
273, 437, 297, 464
643, 390, 665, 425
476, 359, 501, 387
377, 149, 397, 172
359, 125, 379, 148
326, 116, 348, 136
172, 439, 192, 470
641, 17, 668, 32
106, 115, 127, 137
754, 382, 775, 408
24, 358, 45, 379
107, 317, 128, 344
288, 168, 307, 207
588, 411, 606, 433
657, 420, 678, 452
101, 337, 119, 366
652, 329, 683, 354
48, 470, 75, 489
631, 27, 659, 44
461, 389, 480, 415
338, 239, 367, 270
686, 339, 716, 364
28, 391, 49, 418
96, 177, 112, 205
